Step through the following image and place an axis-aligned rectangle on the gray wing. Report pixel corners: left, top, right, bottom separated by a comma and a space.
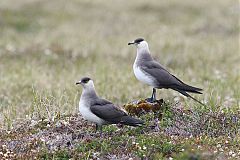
141, 60, 182, 88
142, 60, 203, 93
90, 98, 127, 123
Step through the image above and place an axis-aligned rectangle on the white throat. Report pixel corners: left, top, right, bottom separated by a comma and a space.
80, 80, 98, 102
134, 41, 152, 64
137, 41, 150, 54
83, 80, 95, 91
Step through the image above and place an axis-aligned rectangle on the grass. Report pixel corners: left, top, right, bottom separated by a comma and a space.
0, 0, 239, 159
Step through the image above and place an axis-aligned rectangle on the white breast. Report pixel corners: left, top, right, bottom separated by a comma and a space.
133, 63, 155, 86
79, 99, 105, 125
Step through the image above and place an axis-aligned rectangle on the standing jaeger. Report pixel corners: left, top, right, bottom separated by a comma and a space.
128, 38, 204, 105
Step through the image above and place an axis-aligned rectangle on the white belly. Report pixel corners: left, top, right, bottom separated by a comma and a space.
79, 100, 105, 125
133, 64, 155, 86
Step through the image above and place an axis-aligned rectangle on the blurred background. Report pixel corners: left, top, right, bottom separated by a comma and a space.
0, 0, 239, 128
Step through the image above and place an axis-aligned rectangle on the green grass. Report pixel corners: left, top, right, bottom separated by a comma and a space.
0, 0, 239, 159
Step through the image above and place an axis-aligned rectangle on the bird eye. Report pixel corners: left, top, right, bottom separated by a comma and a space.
81, 77, 91, 83
82, 80, 88, 83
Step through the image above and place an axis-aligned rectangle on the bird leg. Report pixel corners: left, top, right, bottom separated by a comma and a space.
99, 125, 103, 137
146, 88, 157, 103
95, 124, 98, 132
95, 124, 103, 137
153, 88, 156, 100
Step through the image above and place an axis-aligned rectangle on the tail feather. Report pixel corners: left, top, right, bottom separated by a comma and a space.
183, 84, 203, 92
120, 116, 144, 126
172, 74, 203, 92
174, 84, 203, 94
173, 88, 205, 106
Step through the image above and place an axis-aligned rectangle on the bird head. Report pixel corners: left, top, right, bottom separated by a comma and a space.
76, 77, 94, 89
128, 38, 149, 50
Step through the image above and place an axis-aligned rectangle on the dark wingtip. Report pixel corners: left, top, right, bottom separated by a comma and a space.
119, 116, 144, 126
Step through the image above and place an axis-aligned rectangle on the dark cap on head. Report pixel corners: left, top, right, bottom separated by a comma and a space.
134, 38, 144, 44
81, 77, 91, 83
76, 77, 91, 85
128, 38, 145, 45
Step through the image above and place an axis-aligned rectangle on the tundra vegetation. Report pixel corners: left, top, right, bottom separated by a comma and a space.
0, 0, 239, 159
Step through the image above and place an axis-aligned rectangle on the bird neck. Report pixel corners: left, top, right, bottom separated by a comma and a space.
81, 85, 98, 101
135, 48, 153, 64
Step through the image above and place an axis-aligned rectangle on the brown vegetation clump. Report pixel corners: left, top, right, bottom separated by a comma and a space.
123, 99, 164, 116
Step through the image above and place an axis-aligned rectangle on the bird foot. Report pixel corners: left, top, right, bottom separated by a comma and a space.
145, 97, 156, 103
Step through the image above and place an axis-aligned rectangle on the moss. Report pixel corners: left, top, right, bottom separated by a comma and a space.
123, 99, 164, 117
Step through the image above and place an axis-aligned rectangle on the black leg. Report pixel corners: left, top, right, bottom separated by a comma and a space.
146, 88, 157, 102
99, 125, 103, 137
152, 88, 156, 101
95, 124, 98, 132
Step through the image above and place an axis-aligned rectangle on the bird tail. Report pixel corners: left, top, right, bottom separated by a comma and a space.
173, 88, 205, 106
184, 84, 202, 92
120, 116, 144, 126
171, 74, 203, 94
175, 83, 203, 94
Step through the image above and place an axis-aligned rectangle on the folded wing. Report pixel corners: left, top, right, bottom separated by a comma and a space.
90, 99, 143, 126
142, 60, 203, 93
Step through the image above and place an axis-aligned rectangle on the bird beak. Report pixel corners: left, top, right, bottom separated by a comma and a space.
76, 81, 82, 85
128, 41, 135, 45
